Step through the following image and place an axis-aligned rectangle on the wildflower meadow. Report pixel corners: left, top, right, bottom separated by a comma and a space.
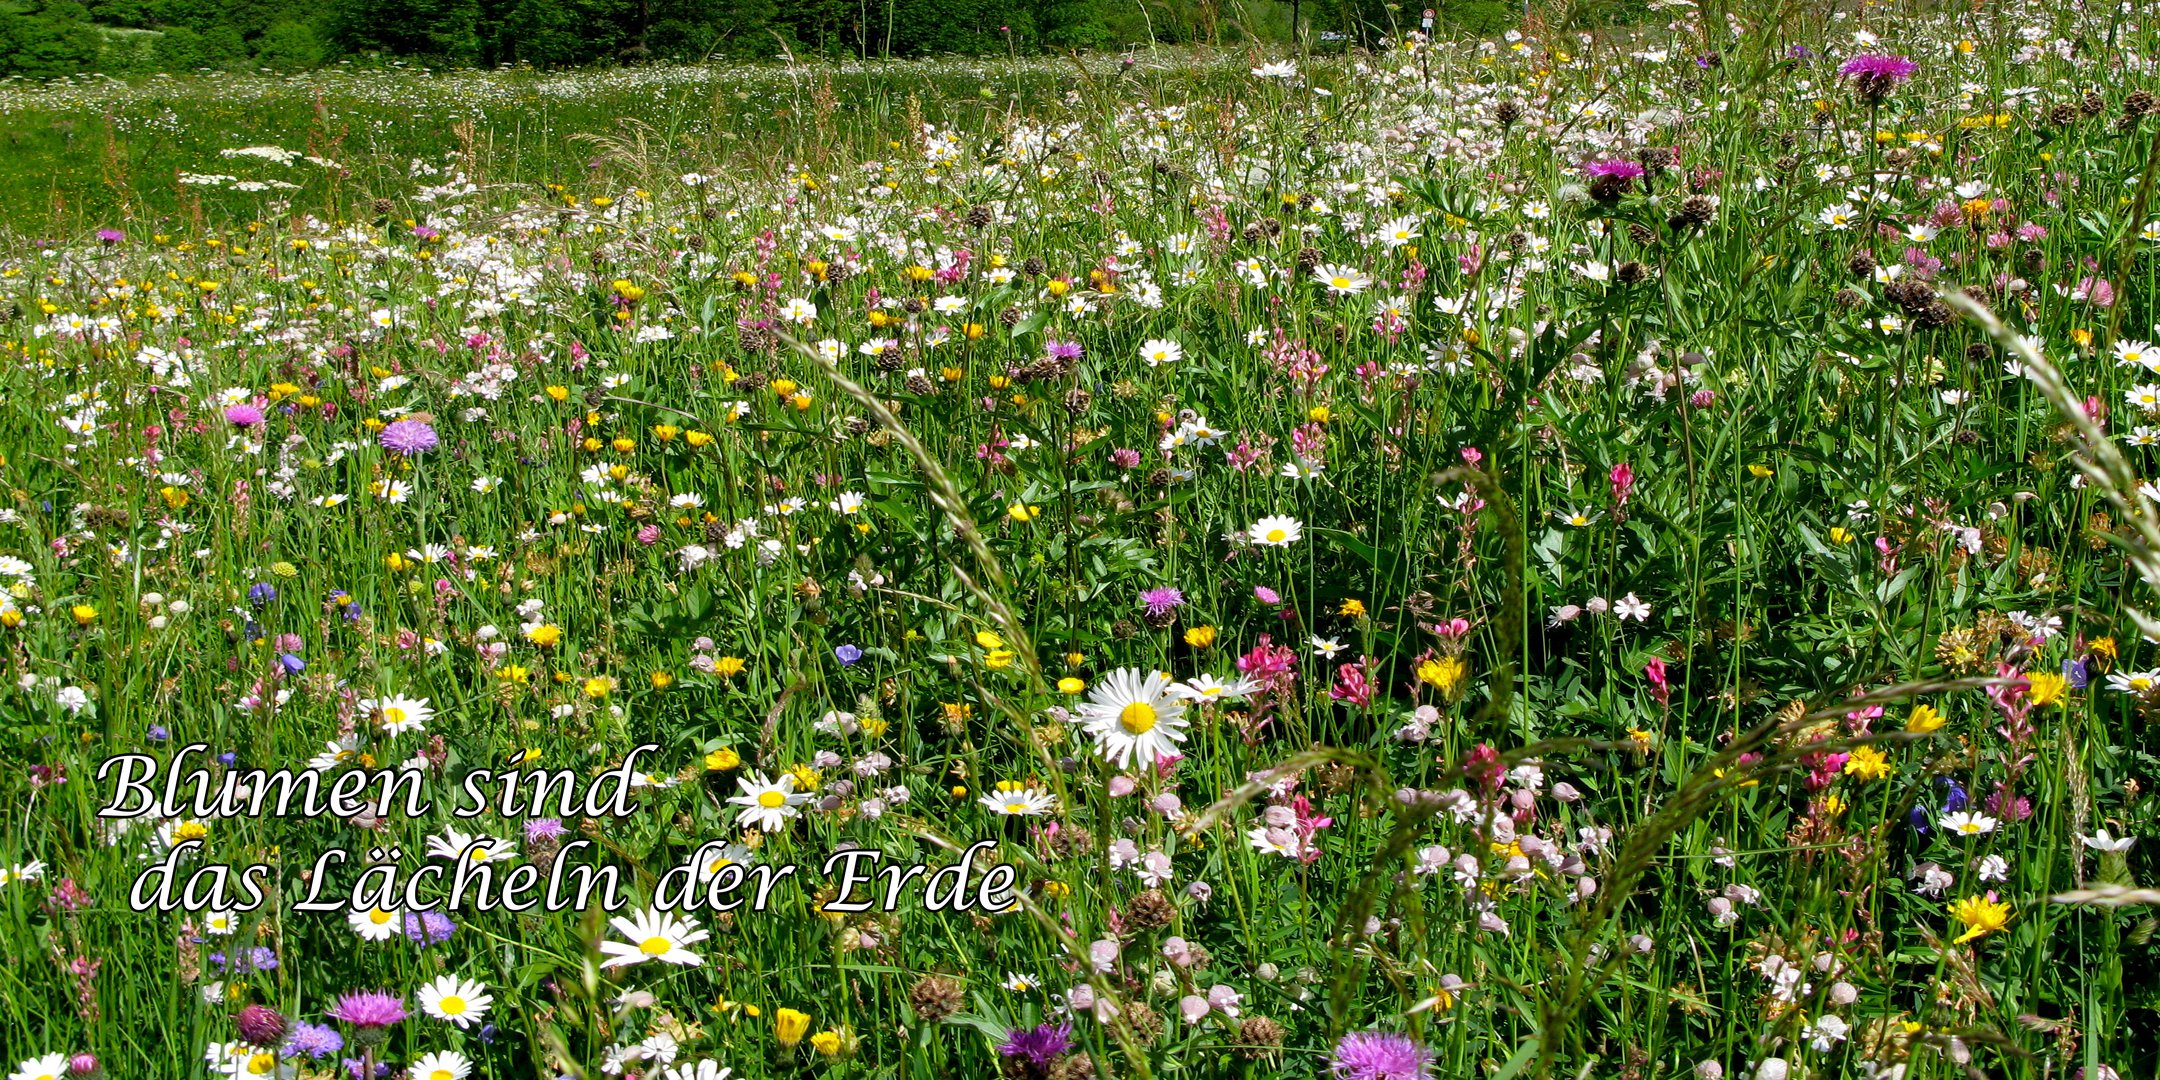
1, 4, 2158, 1080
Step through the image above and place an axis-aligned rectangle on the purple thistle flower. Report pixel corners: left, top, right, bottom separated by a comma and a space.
378, 418, 439, 455
1581, 159, 1647, 203
1580, 159, 1647, 180
224, 404, 265, 429
1045, 339, 1084, 361
997, 1022, 1074, 1066
1330, 1031, 1434, 1080
283, 1022, 344, 1060
96, 228, 125, 245
525, 816, 567, 841
235, 1004, 289, 1047
1839, 54, 1917, 101
326, 990, 407, 1029
1140, 587, 1185, 618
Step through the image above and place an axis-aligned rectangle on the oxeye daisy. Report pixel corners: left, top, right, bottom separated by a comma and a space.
2106, 668, 2160, 694
10, 1055, 69, 1080
425, 827, 516, 865
599, 907, 709, 968
1249, 514, 1303, 547
728, 771, 810, 831
1378, 215, 1422, 247
359, 694, 432, 736
2112, 339, 2158, 371
660, 1063, 734, 1080
979, 781, 1057, 816
346, 905, 403, 941
1075, 667, 1189, 768
691, 842, 755, 882
1940, 811, 1998, 837
417, 975, 493, 1029
1171, 673, 1258, 702
1139, 338, 1183, 367
408, 1050, 473, 1080
1314, 263, 1372, 296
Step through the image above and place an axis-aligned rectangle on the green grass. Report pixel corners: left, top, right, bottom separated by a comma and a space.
0, 7, 2155, 1080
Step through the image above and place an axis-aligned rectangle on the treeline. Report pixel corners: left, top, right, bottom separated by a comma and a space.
0, 0, 1516, 77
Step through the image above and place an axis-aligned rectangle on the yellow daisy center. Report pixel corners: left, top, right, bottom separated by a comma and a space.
248, 1053, 278, 1075
641, 935, 674, 956
439, 995, 466, 1015
431, 1070, 455, 1080
368, 908, 392, 924
758, 790, 787, 808
1266, 528, 1288, 543
1119, 701, 1158, 734
383, 706, 406, 723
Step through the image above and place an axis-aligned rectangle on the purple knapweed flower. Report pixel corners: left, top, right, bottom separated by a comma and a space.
1140, 587, 1185, 618
378, 418, 438, 455
1330, 1031, 1434, 1080
96, 228, 125, 245
997, 1022, 1074, 1067
1839, 54, 1917, 101
235, 1004, 289, 1047
1581, 159, 1646, 180
1581, 159, 1647, 202
224, 404, 265, 429
326, 990, 407, 1029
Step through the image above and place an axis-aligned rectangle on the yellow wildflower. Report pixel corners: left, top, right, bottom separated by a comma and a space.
1950, 893, 2012, 944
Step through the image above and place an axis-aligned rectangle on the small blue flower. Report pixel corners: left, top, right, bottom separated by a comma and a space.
2063, 658, 2090, 690
835, 644, 863, 666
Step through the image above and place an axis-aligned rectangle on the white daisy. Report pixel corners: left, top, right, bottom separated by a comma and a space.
408, 1050, 473, 1080
11, 1055, 70, 1080
1139, 339, 1183, 367
1313, 264, 1372, 296
347, 904, 403, 941
727, 772, 810, 832
979, 782, 1057, 816
418, 974, 494, 1028
359, 694, 433, 736
425, 827, 516, 865
1249, 515, 1304, 547
1075, 668, 1189, 768
1170, 673, 1258, 702
660, 1062, 734, 1080
599, 907, 709, 968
